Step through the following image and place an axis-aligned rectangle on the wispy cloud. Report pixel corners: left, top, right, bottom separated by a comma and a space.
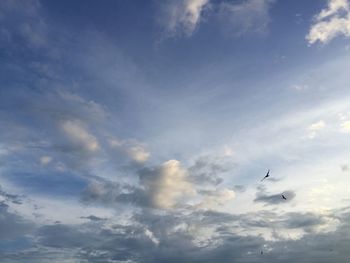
157, 0, 276, 38
218, 0, 275, 36
61, 120, 99, 153
157, 0, 209, 37
109, 138, 150, 163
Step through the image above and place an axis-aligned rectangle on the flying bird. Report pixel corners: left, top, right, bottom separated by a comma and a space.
261, 169, 270, 181
282, 194, 287, 200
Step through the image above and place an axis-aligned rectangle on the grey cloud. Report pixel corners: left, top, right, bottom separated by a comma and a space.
254, 186, 296, 205
0, 186, 23, 205
188, 155, 232, 186
80, 215, 107, 222
282, 212, 326, 231
81, 178, 150, 208
1, 205, 350, 262
0, 203, 34, 240
233, 184, 246, 193
341, 164, 349, 172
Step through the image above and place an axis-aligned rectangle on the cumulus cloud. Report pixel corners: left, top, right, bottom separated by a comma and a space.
307, 0, 350, 44
61, 120, 99, 153
218, 0, 275, 36
158, 0, 209, 36
140, 160, 195, 209
82, 157, 235, 210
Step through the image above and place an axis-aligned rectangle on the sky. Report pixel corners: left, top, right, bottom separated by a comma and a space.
1, 0, 350, 262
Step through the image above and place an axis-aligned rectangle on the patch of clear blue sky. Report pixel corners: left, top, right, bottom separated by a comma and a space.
39, 0, 329, 81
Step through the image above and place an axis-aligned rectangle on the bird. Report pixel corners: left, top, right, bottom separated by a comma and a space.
282, 194, 287, 200
261, 169, 270, 181
261, 251, 263, 255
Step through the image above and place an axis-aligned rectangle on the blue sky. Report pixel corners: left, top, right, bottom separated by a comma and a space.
1, 0, 350, 262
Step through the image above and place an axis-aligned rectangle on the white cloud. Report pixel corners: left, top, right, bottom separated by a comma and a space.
340, 120, 350, 133
317, 0, 349, 20
126, 145, 150, 163
307, 0, 350, 44
144, 228, 160, 245
159, 0, 209, 36
40, 155, 52, 166
309, 120, 326, 131
219, 0, 275, 36
308, 120, 326, 139
292, 84, 309, 91
142, 160, 195, 209
61, 120, 99, 153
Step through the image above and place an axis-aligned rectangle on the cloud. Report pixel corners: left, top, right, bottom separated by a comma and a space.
0, 203, 34, 240
308, 120, 326, 130
80, 215, 106, 222
81, 157, 235, 211
0, 0, 48, 49
157, 0, 276, 38
281, 212, 327, 232
0, 183, 349, 263
254, 186, 296, 205
317, 0, 349, 20
341, 164, 349, 171
158, 0, 209, 36
109, 138, 150, 163
126, 145, 151, 163
188, 155, 233, 186
307, 0, 350, 44
233, 184, 246, 193
60, 120, 99, 153
308, 120, 326, 138
140, 160, 195, 209
218, 0, 275, 36
144, 228, 160, 246
340, 120, 350, 133
39, 155, 52, 166
196, 188, 235, 210
0, 186, 23, 205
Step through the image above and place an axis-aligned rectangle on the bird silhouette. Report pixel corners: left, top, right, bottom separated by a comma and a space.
261, 169, 270, 181
282, 194, 287, 200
